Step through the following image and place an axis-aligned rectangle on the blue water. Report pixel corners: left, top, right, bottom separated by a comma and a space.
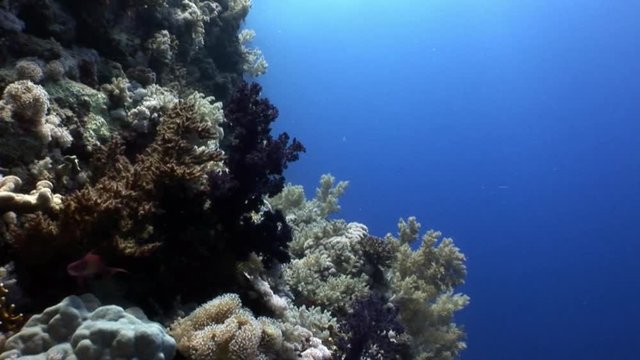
248, 1, 640, 359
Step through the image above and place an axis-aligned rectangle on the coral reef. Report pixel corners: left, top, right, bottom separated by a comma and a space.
0, 0, 469, 359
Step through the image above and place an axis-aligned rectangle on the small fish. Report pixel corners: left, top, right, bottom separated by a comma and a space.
67, 251, 128, 286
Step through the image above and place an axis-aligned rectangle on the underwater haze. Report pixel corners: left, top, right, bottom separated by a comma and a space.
249, 1, 640, 359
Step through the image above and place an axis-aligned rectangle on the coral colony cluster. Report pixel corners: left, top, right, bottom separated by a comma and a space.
0, 0, 469, 359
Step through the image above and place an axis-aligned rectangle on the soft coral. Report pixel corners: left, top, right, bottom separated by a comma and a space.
208, 81, 305, 264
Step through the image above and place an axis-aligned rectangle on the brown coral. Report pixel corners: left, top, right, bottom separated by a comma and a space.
18, 99, 223, 252
7, 100, 224, 305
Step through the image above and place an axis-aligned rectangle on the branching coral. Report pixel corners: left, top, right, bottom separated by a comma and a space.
0, 176, 62, 214
8, 99, 225, 307
337, 294, 409, 360
272, 178, 469, 360
208, 81, 305, 265
270, 174, 348, 230
172, 0, 222, 50
386, 218, 469, 360
238, 29, 268, 76
212, 81, 304, 210
227, 0, 252, 21
282, 222, 371, 314
0, 3, 470, 360
271, 177, 369, 314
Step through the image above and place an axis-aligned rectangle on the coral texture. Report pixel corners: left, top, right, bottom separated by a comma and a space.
171, 293, 280, 360
8, 98, 225, 307
0, 176, 62, 214
0, 294, 175, 360
171, 293, 331, 360
272, 177, 470, 360
208, 81, 305, 265
337, 294, 409, 360
386, 218, 469, 360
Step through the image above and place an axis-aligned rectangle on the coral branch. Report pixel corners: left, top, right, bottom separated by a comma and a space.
0, 176, 62, 214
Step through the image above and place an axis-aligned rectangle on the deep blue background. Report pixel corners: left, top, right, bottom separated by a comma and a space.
248, 1, 640, 359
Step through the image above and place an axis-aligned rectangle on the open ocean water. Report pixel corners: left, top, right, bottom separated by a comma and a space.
249, 1, 640, 359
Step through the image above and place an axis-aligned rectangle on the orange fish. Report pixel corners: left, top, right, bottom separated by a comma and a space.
67, 251, 128, 285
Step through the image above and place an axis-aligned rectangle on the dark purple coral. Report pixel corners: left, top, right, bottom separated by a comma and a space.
338, 294, 410, 360
208, 81, 305, 264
